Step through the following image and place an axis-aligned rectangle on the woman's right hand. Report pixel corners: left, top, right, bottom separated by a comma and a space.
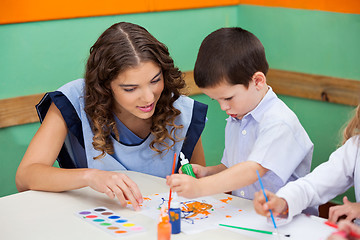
253, 189, 289, 218
85, 169, 143, 211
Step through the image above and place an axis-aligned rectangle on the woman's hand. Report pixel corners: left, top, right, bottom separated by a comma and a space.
85, 169, 143, 211
329, 197, 360, 223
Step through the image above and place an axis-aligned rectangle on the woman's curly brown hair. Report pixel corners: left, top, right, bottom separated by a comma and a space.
84, 22, 185, 159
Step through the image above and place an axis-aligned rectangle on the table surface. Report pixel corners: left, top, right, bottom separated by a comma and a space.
0, 171, 334, 240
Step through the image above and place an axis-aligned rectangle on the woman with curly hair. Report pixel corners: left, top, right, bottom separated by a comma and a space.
16, 22, 208, 211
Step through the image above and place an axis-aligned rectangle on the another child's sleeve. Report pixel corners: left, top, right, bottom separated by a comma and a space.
276, 137, 357, 222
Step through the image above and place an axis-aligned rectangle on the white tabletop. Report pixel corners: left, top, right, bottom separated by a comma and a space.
0, 171, 334, 240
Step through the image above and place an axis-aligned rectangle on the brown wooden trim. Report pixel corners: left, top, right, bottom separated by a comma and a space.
267, 69, 360, 106
0, 93, 44, 128
1, 69, 359, 128
183, 71, 202, 96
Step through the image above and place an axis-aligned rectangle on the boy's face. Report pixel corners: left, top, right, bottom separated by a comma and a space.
200, 78, 266, 120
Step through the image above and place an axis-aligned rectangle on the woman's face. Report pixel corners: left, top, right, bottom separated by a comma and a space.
110, 61, 164, 120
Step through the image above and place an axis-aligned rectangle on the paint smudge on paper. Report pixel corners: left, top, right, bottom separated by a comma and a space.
138, 193, 243, 234
220, 197, 233, 203
181, 201, 213, 218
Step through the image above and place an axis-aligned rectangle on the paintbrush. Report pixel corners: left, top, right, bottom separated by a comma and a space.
168, 152, 177, 210
219, 224, 290, 237
256, 170, 281, 239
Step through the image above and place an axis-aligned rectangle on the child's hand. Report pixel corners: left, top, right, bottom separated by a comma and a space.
166, 173, 203, 198
179, 164, 207, 178
327, 220, 360, 240
328, 196, 360, 223
190, 164, 207, 178
253, 189, 288, 218
85, 169, 143, 211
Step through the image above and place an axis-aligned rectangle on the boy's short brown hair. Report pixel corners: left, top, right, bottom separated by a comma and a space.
194, 27, 269, 89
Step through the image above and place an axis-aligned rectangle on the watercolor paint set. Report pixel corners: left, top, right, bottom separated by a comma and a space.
77, 206, 145, 237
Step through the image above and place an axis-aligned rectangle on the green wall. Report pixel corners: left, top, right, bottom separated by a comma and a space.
0, 6, 238, 197
237, 5, 360, 80
0, 7, 237, 99
235, 5, 360, 204
1, 5, 359, 205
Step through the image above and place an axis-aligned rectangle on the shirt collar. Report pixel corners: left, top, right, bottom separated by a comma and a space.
228, 86, 277, 123
250, 86, 277, 122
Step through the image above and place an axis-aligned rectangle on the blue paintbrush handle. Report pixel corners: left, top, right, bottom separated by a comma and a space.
256, 170, 277, 229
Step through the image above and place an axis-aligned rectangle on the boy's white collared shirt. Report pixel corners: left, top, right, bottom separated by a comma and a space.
221, 87, 314, 199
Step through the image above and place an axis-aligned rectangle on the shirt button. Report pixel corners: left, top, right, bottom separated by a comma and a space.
242, 130, 247, 135
240, 191, 245, 197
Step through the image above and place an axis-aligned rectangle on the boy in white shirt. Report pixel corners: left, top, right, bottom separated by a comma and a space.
166, 27, 313, 201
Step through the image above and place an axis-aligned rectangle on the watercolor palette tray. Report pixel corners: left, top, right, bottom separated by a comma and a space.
77, 206, 145, 237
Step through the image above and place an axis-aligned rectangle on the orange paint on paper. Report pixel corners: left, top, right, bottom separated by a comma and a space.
143, 197, 151, 201
181, 201, 213, 218
238, 209, 242, 212
226, 215, 232, 218
220, 197, 233, 203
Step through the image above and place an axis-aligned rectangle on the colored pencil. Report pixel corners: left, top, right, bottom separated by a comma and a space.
325, 220, 360, 238
168, 152, 177, 210
256, 170, 278, 230
219, 224, 290, 237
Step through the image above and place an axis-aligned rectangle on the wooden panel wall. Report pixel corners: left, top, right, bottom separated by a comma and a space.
1, 69, 359, 128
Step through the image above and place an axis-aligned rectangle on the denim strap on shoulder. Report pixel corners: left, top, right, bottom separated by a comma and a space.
36, 91, 84, 168
177, 100, 208, 171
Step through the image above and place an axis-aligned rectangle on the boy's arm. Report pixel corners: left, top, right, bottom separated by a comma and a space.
167, 160, 267, 198
204, 163, 227, 176
187, 163, 227, 179
197, 161, 268, 196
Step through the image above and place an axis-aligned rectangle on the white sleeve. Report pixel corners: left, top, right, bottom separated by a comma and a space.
276, 137, 357, 222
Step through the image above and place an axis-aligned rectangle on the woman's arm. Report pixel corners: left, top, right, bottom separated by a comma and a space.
15, 103, 143, 209
189, 137, 206, 166
15, 102, 80, 192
